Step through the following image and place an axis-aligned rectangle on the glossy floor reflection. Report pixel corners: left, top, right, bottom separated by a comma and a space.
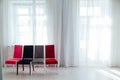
2, 66, 120, 80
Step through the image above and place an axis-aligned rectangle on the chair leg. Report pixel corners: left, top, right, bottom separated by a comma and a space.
32, 64, 34, 71
55, 64, 57, 67
17, 64, 18, 75
4, 64, 7, 73
29, 64, 31, 75
22, 64, 24, 71
57, 64, 59, 73
30, 62, 33, 75
44, 63, 46, 75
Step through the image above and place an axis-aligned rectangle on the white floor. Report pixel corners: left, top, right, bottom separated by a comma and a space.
2, 66, 120, 80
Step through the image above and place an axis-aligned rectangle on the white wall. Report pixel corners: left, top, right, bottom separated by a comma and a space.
0, 49, 2, 80
0, 0, 3, 44
0, 0, 3, 79
0, 0, 5, 67
111, 0, 120, 67
0, 0, 10, 67
0, 0, 3, 67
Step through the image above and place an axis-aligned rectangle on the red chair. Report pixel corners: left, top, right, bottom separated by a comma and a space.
5, 45, 23, 65
45, 45, 58, 66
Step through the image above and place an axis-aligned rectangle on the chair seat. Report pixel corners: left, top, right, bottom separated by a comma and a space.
32, 59, 44, 64
46, 58, 58, 64
17, 59, 32, 64
5, 58, 21, 64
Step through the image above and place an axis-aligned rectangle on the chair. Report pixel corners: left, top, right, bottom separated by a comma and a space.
45, 45, 58, 67
5, 45, 23, 65
17, 45, 33, 75
30, 45, 45, 75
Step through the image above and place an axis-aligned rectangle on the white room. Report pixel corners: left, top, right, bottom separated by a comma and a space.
0, 0, 120, 80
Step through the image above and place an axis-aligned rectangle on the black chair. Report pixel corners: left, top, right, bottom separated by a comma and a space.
17, 45, 33, 75
30, 45, 45, 75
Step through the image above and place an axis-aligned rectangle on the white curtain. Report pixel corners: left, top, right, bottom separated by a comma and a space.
59, 0, 112, 67
1, 0, 58, 66
59, 0, 80, 67
6, 0, 57, 45
80, 0, 112, 66
1, 0, 119, 67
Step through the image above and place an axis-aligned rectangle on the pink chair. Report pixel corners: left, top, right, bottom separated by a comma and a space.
45, 45, 59, 73
45, 45, 58, 65
5, 45, 23, 65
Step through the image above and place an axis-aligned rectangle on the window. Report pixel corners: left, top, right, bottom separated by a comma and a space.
79, 0, 112, 62
9, 0, 48, 45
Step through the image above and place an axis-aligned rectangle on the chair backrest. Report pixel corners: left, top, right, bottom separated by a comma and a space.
45, 45, 55, 58
13, 45, 23, 58
35, 45, 44, 58
23, 45, 33, 59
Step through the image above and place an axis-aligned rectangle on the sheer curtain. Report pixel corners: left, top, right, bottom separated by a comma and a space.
7, 0, 57, 45
59, 0, 112, 67
1, 0, 114, 67
79, 0, 112, 66
2, 0, 58, 66
59, 0, 80, 67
